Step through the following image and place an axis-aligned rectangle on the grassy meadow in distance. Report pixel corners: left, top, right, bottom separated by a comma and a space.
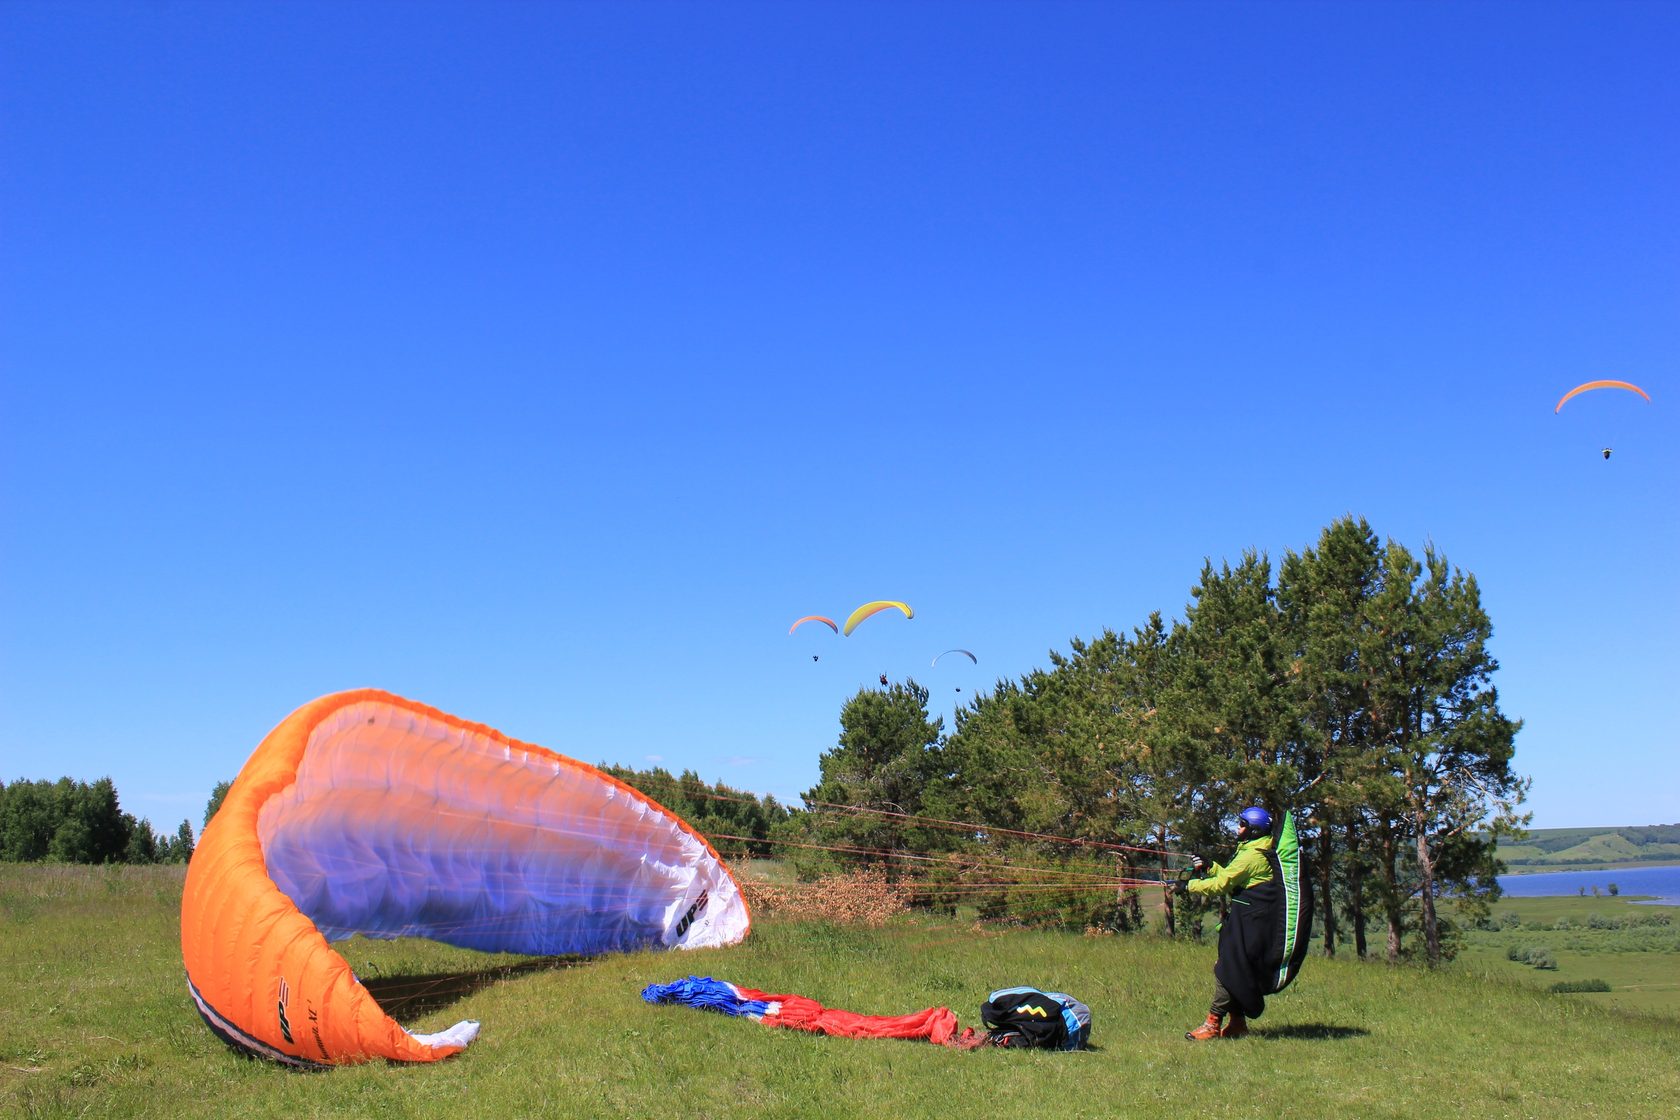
3, 864, 1678, 1120
1453, 894, 1680, 1017
1492, 825, 1680, 872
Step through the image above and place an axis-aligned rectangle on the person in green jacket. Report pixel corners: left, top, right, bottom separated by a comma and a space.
1179, 806, 1274, 1040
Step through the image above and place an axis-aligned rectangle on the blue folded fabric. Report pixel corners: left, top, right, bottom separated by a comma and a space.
641, 975, 773, 1018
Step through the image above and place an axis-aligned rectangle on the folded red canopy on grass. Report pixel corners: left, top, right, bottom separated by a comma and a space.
642, 976, 959, 1045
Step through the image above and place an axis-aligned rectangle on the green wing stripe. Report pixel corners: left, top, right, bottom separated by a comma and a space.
1275, 810, 1302, 991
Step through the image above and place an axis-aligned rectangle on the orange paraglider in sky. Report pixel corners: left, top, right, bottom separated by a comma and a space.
788, 615, 839, 635
1553, 380, 1650, 413
1554, 380, 1651, 460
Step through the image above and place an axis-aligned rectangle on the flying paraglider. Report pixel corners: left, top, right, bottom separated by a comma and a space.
842, 601, 913, 636
788, 615, 839, 635
932, 649, 977, 667
181, 690, 749, 1067
1555, 380, 1650, 461
1553, 379, 1651, 413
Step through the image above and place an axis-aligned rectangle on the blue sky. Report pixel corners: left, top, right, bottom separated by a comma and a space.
2, 0, 1675, 835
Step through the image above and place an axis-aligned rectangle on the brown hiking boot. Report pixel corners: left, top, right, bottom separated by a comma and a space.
1221, 1014, 1248, 1039
1185, 1014, 1223, 1041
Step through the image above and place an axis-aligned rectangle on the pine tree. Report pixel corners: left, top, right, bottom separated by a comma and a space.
1362, 540, 1525, 964
124, 817, 160, 863
800, 679, 944, 880
1167, 552, 1299, 827
204, 780, 233, 828
166, 820, 197, 863
1277, 515, 1385, 957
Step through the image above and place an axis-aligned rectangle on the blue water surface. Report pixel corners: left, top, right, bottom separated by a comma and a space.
1496, 864, 1680, 905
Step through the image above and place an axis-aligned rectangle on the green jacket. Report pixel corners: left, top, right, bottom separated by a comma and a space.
1187, 835, 1274, 899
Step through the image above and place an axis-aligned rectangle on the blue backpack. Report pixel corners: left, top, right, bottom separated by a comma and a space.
979, 986, 1092, 1051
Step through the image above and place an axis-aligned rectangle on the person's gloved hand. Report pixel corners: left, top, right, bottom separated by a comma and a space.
1173, 878, 1189, 898
1190, 854, 1207, 875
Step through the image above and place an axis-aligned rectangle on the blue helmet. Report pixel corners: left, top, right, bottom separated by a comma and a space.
1239, 806, 1272, 832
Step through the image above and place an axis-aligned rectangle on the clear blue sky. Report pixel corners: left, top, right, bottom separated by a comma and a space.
2, 1, 1675, 836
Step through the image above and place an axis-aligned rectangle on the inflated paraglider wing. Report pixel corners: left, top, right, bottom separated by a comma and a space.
931, 649, 977, 667
1554, 379, 1651, 412
788, 615, 839, 635
181, 690, 749, 1067
841, 600, 913, 636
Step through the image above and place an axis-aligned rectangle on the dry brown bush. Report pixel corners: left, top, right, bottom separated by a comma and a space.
739, 864, 908, 926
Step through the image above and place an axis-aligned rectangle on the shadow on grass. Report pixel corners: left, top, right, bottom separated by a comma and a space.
1254, 1023, 1369, 1040
362, 955, 593, 1019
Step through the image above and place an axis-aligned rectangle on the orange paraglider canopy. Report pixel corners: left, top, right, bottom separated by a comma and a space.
1554, 380, 1651, 413
181, 689, 749, 1067
788, 615, 839, 635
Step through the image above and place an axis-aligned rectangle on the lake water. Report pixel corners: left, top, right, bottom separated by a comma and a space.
1496, 864, 1680, 906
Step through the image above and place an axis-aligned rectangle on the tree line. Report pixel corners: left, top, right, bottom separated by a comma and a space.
0, 777, 195, 864
1505, 823, 1680, 857
599, 764, 789, 860
791, 516, 1528, 965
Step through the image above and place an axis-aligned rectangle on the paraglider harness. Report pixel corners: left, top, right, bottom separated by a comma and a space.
976, 987, 1091, 1050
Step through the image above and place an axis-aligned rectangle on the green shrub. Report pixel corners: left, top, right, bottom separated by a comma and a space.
1549, 979, 1612, 993
1507, 944, 1559, 968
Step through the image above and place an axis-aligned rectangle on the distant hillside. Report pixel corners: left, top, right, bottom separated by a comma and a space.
1495, 824, 1680, 870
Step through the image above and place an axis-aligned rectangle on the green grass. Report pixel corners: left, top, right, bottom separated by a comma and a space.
4, 865, 1679, 1119
1492, 824, 1680, 870
1453, 894, 1680, 1017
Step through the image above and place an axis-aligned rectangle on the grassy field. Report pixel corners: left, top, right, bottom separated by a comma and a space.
1492, 824, 1680, 871
4, 864, 1679, 1120
1453, 894, 1680, 1017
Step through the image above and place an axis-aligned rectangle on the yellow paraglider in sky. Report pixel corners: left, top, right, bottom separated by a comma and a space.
842, 600, 913, 636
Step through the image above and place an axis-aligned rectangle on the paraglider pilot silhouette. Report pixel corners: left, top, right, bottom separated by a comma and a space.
1179, 806, 1275, 1041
